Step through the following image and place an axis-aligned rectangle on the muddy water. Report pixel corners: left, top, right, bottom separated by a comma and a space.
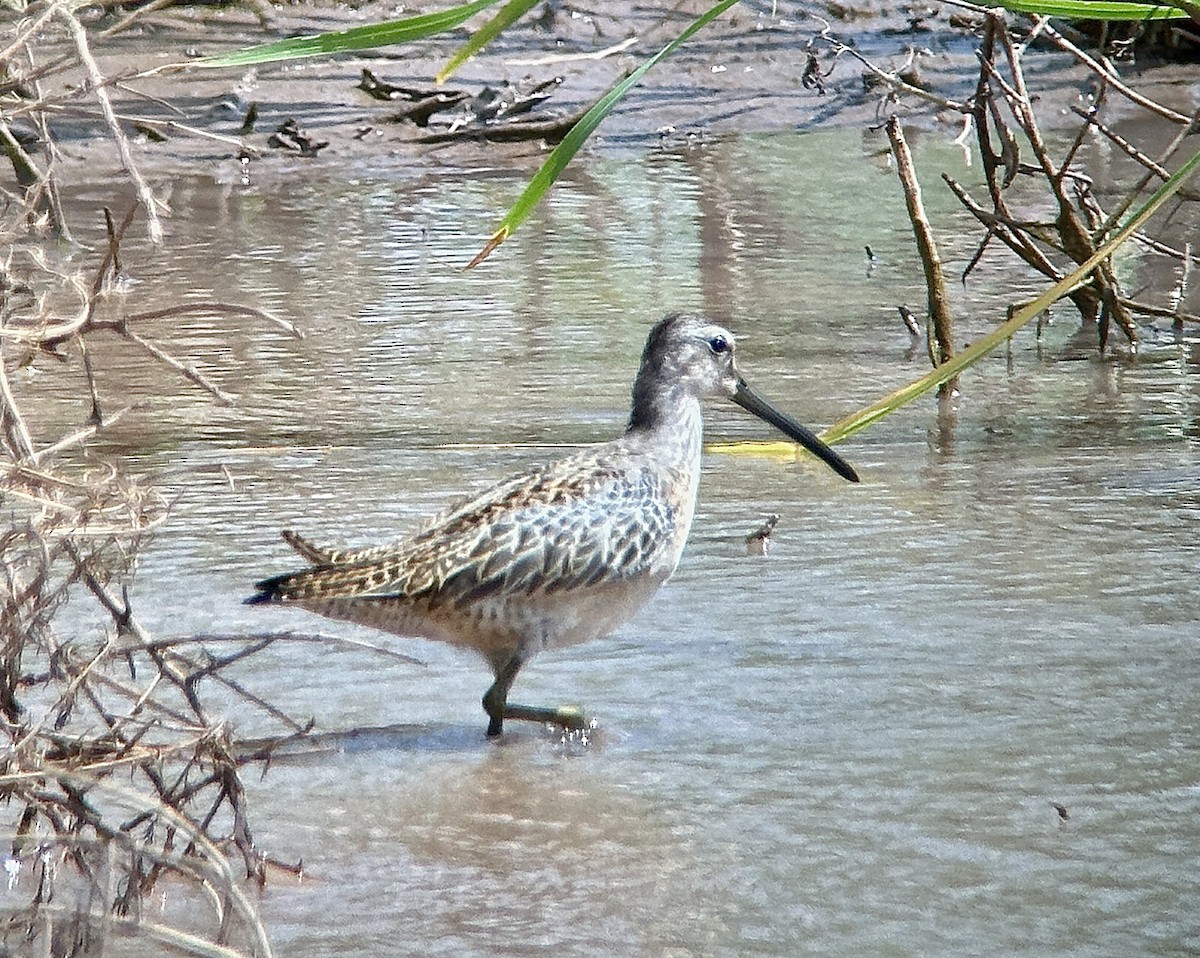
25, 128, 1200, 955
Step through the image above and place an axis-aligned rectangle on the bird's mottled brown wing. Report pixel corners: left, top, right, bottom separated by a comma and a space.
249, 452, 684, 608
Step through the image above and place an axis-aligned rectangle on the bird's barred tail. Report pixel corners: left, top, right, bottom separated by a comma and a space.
244, 562, 403, 605
244, 573, 293, 605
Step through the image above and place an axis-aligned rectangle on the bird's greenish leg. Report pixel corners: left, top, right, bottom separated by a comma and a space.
482, 653, 590, 737
482, 654, 521, 736
503, 702, 589, 731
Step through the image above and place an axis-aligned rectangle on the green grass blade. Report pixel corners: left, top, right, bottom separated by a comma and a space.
997, 0, 1188, 18
821, 145, 1200, 445
467, 0, 741, 267
436, 0, 542, 84
193, 0, 501, 68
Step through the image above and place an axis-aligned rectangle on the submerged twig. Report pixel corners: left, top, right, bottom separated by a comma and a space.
28, 403, 145, 466
127, 303, 303, 339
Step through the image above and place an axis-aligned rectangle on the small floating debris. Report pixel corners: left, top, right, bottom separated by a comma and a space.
133, 122, 167, 143
865, 244, 880, 277
239, 102, 259, 136
356, 70, 469, 127
267, 119, 328, 157
898, 304, 921, 337
357, 69, 570, 135
357, 68, 426, 102
467, 76, 563, 123
1050, 801, 1069, 822
745, 513, 780, 556
801, 50, 827, 94
404, 75, 596, 146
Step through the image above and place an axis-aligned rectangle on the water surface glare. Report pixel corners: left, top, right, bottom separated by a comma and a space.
14, 131, 1200, 956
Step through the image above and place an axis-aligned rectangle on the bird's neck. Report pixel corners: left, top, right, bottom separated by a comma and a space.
624, 376, 704, 468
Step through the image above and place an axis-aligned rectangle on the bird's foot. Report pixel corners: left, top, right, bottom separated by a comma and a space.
487, 702, 592, 737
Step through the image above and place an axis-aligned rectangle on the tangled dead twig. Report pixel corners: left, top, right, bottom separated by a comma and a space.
2, 287, 290, 955
815, 6, 1200, 362
1, 292, 294, 957
2, 38, 299, 950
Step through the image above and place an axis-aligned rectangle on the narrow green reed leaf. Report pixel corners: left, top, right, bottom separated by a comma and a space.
821, 145, 1200, 446
467, 0, 741, 268
436, 0, 542, 84
193, 0, 501, 68
997, 0, 1188, 18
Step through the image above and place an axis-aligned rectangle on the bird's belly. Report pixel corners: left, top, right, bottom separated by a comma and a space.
431, 573, 668, 662
522, 574, 668, 650
296, 573, 669, 669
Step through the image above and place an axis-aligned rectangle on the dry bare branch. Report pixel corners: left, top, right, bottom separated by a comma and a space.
57, 7, 166, 244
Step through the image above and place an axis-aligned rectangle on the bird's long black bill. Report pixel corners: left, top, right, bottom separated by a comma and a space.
732, 379, 860, 483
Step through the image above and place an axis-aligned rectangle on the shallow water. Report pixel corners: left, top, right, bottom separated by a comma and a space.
11, 127, 1200, 955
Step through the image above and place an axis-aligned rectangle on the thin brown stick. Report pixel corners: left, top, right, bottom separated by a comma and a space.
127, 303, 303, 339
0, 3, 59, 64
1120, 298, 1200, 324
1095, 105, 1200, 236
138, 631, 428, 667
1039, 23, 1192, 125
886, 116, 955, 391
819, 35, 967, 113
208, 672, 311, 733
97, 0, 185, 39
118, 327, 238, 405
1070, 104, 1200, 203
0, 119, 44, 189
969, 17, 1055, 274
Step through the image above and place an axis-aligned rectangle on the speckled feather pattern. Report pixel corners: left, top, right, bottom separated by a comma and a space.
263, 449, 692, 607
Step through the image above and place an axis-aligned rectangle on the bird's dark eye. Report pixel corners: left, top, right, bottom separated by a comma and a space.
708, 335, 730, 354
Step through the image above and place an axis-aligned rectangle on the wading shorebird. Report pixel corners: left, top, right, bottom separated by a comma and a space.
247, 312, 859, 736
